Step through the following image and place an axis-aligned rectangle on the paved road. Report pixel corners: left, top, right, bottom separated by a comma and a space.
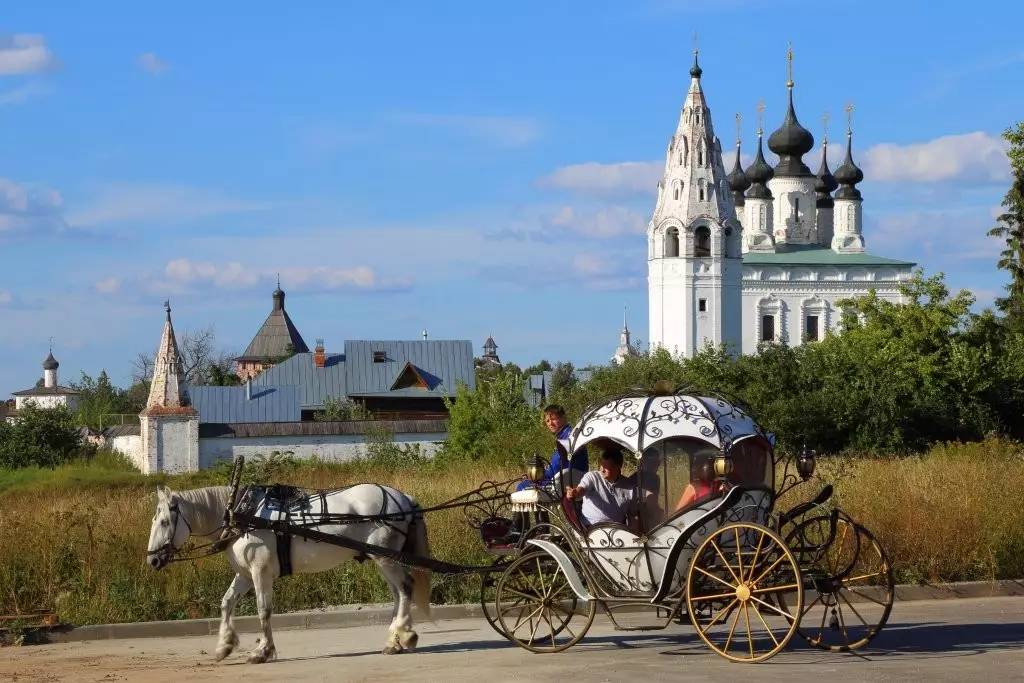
3, 596, 1023, 682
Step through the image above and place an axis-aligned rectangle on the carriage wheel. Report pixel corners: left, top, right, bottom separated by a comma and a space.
686, 522, 803, 663
495, 551, 595, 653
781, 514, 894, 651
480, 569, 511, 640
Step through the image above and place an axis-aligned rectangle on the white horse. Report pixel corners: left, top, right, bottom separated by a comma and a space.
146, 484, 431, 663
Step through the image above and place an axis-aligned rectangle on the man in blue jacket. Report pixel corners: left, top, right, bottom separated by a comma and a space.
518, 404, 588, 490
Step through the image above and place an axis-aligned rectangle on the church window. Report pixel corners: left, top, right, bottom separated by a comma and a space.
793, 197, 800, 220
760, 315, 775, 342
806, 315, 820, 342
698, 298, 707, 312
683, 137, 689, 165
679, 152, 683, 165
697, 146, 704, 167
698, 179, 706, 201
674, 182, 681, 200
694, 226, 711, 257
666, 228, 679, 257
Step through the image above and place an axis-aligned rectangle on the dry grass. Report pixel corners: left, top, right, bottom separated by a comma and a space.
1, 439, 1022, 625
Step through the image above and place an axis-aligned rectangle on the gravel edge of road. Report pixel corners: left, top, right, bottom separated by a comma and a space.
32, 578, 1024, 644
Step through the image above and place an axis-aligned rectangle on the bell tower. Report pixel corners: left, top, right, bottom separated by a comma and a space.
648, 52, 742, 357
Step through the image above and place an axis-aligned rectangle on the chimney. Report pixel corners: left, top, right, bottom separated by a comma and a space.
313, 338, 326, 368
245, 378, 252, 401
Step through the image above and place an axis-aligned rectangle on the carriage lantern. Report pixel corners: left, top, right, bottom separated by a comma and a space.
797, 445, 816, 480
526, 453, 546, 483
713, 450, 734, 479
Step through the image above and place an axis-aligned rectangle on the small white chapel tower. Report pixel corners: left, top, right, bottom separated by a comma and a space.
139, 301, 199, 474
648, 50, 742, 357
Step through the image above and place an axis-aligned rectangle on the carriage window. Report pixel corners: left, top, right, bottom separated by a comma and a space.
694, 226, 711, 257
760, 315, 775, 342
806, 315, 820, 342
638, 439, 722, 532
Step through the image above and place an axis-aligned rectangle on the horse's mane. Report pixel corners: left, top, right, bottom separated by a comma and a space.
176, 486, 232, 538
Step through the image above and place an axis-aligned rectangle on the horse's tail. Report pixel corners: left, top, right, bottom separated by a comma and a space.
405, 500, 432, 619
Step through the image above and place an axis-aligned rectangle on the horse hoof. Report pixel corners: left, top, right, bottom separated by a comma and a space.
382, 645, 402, 655
398, 631, 419, 651
247, 652, 267, 664
214, 647, 231, 662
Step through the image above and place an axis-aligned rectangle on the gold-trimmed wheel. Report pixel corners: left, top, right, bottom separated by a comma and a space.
495, 551, 595, 653
782, 514, 894, 651
686, 522, 803, 663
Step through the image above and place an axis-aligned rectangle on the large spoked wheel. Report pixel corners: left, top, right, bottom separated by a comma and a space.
686, 522, 804, 663
495, 551, 596, 653
782, 513, 894, 651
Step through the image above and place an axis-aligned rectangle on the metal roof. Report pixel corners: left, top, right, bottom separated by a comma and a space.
742, 245, 914, 267
249, 352, 346, 410
189, 385, 301, 424
344, 340, 475, 398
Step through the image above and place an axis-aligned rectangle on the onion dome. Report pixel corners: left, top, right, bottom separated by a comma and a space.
768, 89, 814, 177
42, 351, 59, 371
815, 141, 839, 208
272, 283, 285, 311
834, 132, 864, 200
689, 50, 702, 79
727, 143, 750, 205
745, 133, 774, 200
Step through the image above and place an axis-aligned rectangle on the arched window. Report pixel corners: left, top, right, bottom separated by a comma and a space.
698, 179, 706, 201
682, 137, 689, 165
694, 226, 711, 257
673, 181, 681, 200
697, 146, 704, 167
793, 196, 800, 221
666, 228, 679, 257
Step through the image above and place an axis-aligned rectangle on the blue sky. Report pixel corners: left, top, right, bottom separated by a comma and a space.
0, 1, 1021, 395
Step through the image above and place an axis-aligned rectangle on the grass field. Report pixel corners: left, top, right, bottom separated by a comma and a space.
1, 439, 1022, 626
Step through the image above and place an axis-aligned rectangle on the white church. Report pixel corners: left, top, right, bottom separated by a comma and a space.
647, 52, 914, 356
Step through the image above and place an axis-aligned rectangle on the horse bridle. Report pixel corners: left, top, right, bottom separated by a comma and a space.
146, 500, 193, 563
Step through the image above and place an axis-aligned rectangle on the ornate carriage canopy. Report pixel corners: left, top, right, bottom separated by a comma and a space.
568, 393, 766, 456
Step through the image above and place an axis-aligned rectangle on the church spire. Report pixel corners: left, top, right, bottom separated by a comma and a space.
768, 44, 814, 177
143, 301, 193, 414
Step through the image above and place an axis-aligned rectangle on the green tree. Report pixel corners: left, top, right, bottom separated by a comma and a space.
0, 404, 84, 468
73, 371, 132, 431
989, 122, 1024, 331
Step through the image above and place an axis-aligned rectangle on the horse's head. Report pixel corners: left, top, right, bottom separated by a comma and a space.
147, 485, 190, 570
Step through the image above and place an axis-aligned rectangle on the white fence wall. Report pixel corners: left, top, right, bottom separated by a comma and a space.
198, 432, 446, 469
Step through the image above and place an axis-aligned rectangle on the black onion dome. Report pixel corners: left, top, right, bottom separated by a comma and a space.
815, 143, 839, 208
727, 145, 750, 193
745, 135, 774, 199
768, 90, 814, 177
43, 351, 59, 370
689, 51, 702, 79
834, 134, 864, 200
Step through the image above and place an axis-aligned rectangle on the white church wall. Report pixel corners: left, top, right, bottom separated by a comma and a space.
741, 265, 912, 354
198, 432, 447, 469
14, 394, 78, 411
767, 176, 816, 244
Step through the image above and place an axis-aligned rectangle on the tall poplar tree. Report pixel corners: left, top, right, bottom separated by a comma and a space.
989, 122, 1024, 330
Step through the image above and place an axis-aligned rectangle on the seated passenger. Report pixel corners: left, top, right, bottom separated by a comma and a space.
565, 445, 637, 527
674, 453, 723, 512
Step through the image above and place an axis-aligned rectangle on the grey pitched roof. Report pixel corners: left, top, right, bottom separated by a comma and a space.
237, 289, 309, 361
12, 385, 81, 397
249, 352, 345, 410
344, 340, 475, 398
189, 385, 301, 424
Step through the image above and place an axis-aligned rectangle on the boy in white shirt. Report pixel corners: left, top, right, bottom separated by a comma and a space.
565, 445, 638, 526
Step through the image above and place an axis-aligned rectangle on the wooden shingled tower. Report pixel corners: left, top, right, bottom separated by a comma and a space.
235, 280, 310, 381
144, 301, 194, 414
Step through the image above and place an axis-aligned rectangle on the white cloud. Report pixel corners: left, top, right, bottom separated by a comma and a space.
0, 82, 52, 106
538, 161, 662, 197
68, 183, 268, 226
870, 208, 1001, 262
137, 52, 169, 75
860, 132, 1009, 183
144, 259, 405, 296
399, 113, 541, 147
549, 205, 646, 238
0, 177, 66, 236
0, 34, 57, 75
93, 277, 121, 294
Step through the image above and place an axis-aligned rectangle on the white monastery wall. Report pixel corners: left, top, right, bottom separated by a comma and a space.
198, 432, 447, 469
14, 394, 78, 411
109, 434, 143, 469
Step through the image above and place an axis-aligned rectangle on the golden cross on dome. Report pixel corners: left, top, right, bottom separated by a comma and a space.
822, 111, 830, 145
786, 42, 794, 89
845, 102, 855, 135
692, 31, 699, 57
756, 100, 766, 136
735, 112, 742, 146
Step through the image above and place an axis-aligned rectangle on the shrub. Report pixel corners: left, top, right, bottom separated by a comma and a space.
0, 405, 85, 469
